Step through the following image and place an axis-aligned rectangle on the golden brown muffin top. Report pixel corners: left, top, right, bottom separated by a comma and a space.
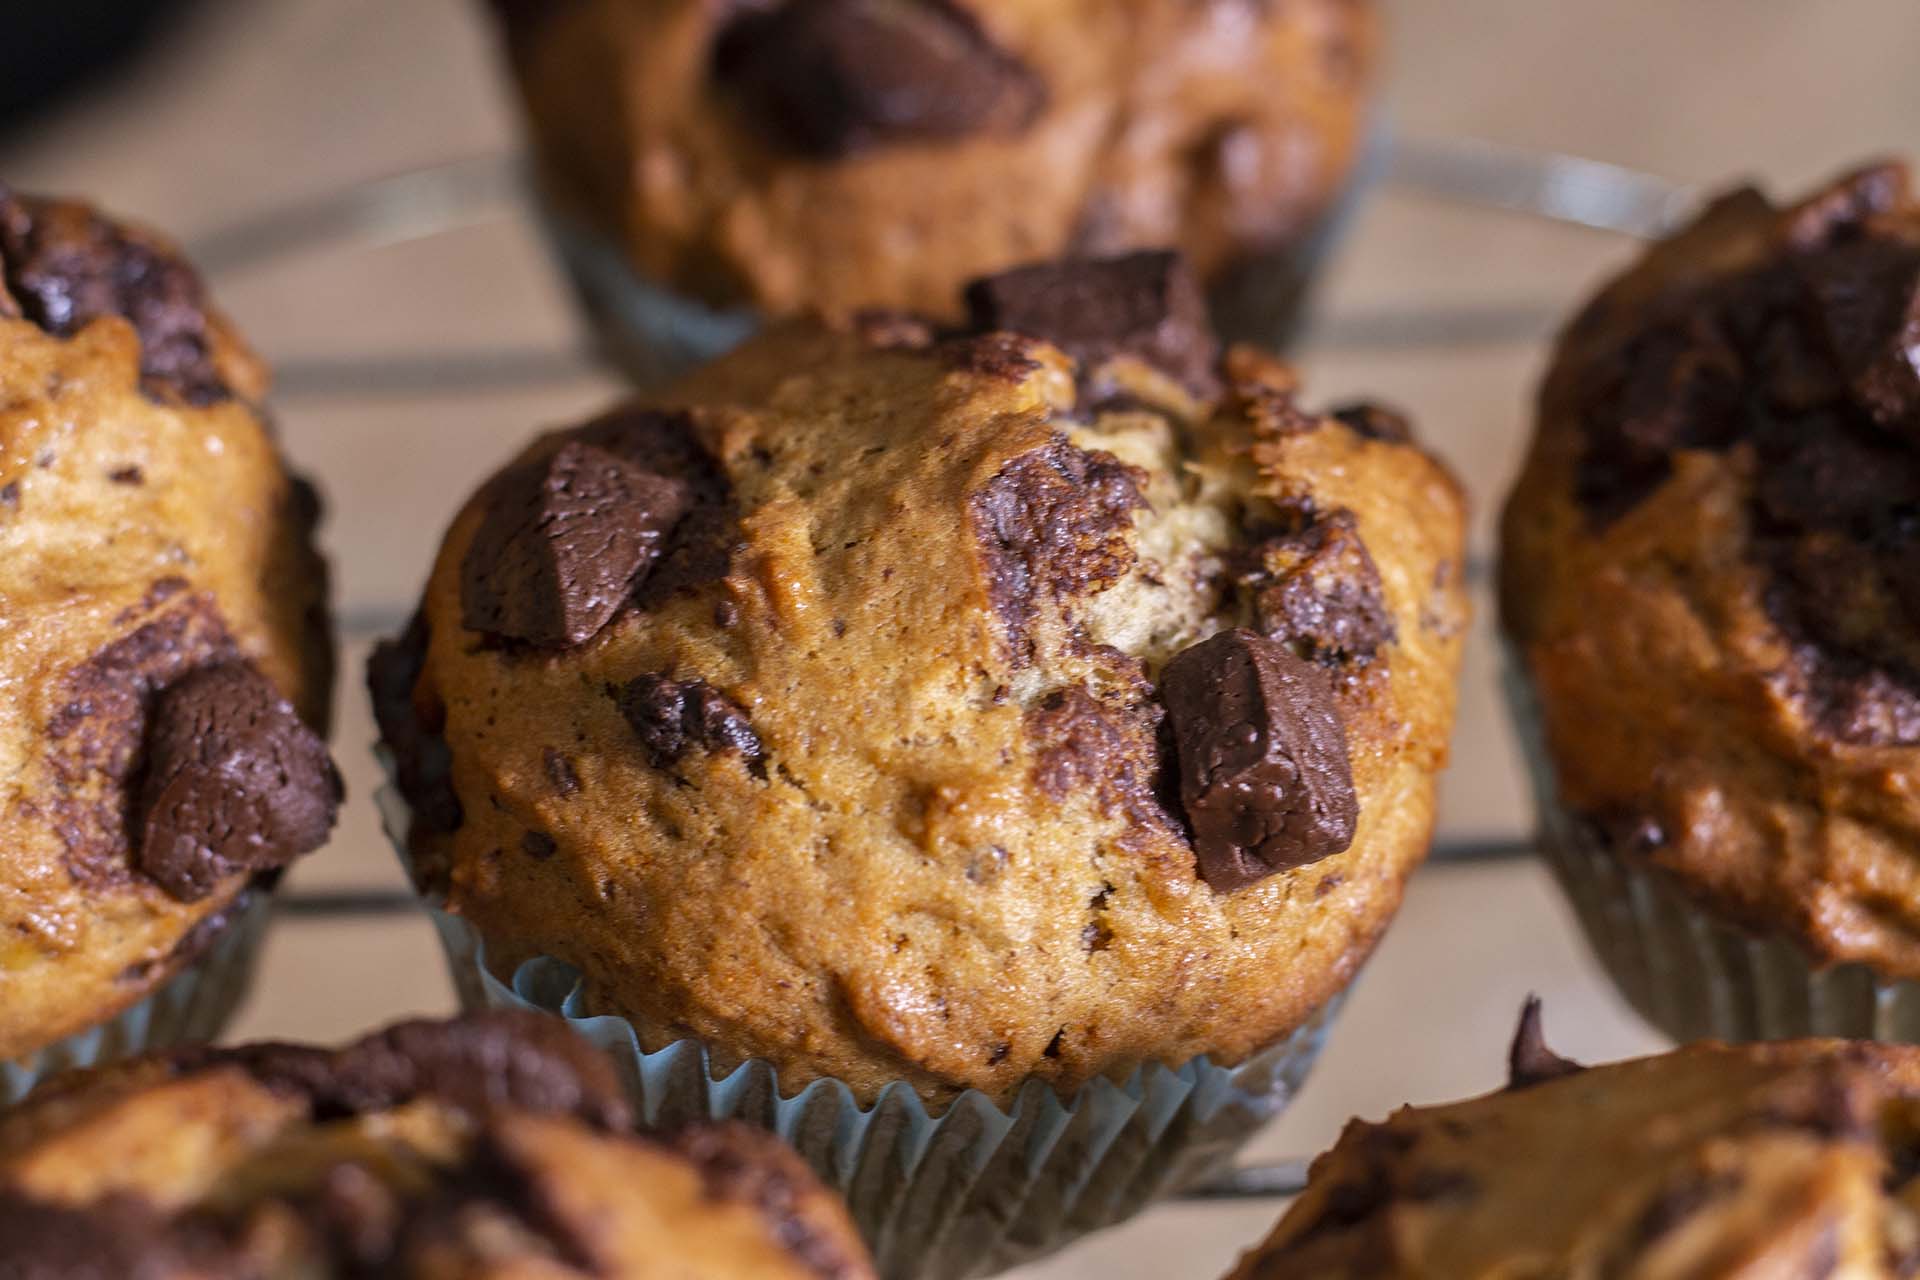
1502, 161, 1920, 977
1230, 1003, 1920, 1279
374, 252, 1468, 1105
488, 0, 1376, 317
0, 1011, 874, 1279
0, 188, 338, 1061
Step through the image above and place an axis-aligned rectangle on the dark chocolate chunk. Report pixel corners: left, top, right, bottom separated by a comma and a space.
521, 830, 557, 860
0, 186, 227, 405
134, 661, 341, 902
1795, 234, 1920, 424
1161, 629, 1356, 891
963, 251, 1221, 395
713, 0, 1046, 160
461, 439, 695, 649
969, 437, 1146, 666
184, 1010, 630, 1131
542, 747, 580, 796
1505, 996, 1584, 1091
1233, 505, 1396, 671
366, 612, 464, 839
616, 674, 765, 772
1330, 401, 1415, 444
1025, 684, 1177, 839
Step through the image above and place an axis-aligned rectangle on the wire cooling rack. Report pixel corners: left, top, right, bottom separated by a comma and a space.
206, 132, 1689, 1203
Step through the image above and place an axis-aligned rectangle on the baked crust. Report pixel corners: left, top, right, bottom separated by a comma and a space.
1229, 1014, 1920, 1278
0, 191, 335, 1061
493, 0, 1377, 317
1502, 161, 1920, 977
0, 1011, 872, 1278
378, 264, 1467, 1105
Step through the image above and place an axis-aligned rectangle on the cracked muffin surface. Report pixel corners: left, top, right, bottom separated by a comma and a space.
1230, 1005, 1920, 1278
376, 252, 1467, 1104
0, 1010, 873, 1279
0, 187, 337, 1061
488, 0, 1377, 319
1501, 161, 1920, 978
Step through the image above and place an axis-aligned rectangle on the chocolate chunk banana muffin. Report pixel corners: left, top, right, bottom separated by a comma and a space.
0, 1010, 874, 1279
486, 0, 1378, 375
0, 187, 338, 1074
1502, 160, 1920, 1042
1230, 1004, 1920, 1278
375, 250, 1467, 1104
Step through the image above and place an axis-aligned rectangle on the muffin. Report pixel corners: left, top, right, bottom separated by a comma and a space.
372, 250, 1468, 1274
0, 186, 339, 1100
0, 1009, 875, 1278
485, 0, 1380, 379
1501, 160, 1920, 1043
1226, 1002, 1920, 1277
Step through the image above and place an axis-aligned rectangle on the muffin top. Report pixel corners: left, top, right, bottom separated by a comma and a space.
1230, 1002, 1920, 1278
0, 187, 338, 1061
374, 251, 1468, 1104
1502, 162, 1920, 978
0, 1010, 873, 1278
490, 0, 1375, 317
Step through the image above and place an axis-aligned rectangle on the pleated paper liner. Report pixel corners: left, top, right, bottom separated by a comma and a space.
378, 780, 1342, 1280
1503, 654, 1920, 1044
1, 889, 270, 1105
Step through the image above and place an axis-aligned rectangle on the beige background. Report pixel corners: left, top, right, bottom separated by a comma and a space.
2, 1, 1916, 1274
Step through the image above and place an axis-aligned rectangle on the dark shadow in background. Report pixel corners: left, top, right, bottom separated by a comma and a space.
0, 0, 211, 140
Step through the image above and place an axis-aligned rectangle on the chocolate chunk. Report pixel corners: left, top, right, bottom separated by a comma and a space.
1330, 401, 1415, 444
1506, 996, 1584, 1090
713, 0, 1046, 160
964, 251, 1221, 394
134, 662, 341, 902
969, 438, 1146, 666
542, 747, 580, 796
1161, 629, 1356, 891
1233, 505, 1396, 671
461, 439, 695, 649
46, 596, 239, 885
366, 612, 464, 838
616, 674, 765, 772
1795, 234, 1920, 424
183, 1010, 630, 1130
0, 187, 226, 405
1025, 684, 1177, 838
521, 830, 557, 860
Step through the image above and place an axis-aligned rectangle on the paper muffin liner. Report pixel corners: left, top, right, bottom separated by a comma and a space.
532, 120, 1383, 388
0, 889, 271, 1106
376, 781, 1341, 1279
1502, 654, 1920, 1044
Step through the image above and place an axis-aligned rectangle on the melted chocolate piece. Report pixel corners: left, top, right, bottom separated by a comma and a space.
181, 1010, 630, 1130
1025, 683, 1178, 838
714, 0, 1045, 160
963, 251, 1221, 395
969, 437, 1146, 666
1572, 166, 1920, 744
1233, 505, 1396, 671
365, 612, 464, 839
0, 187, 226, 405
616, 674, 765, 772
1330, 401, 1415, 444
1161, 629, 1356, 890
1506, 996, 1584, 1090
461, 438, 694, 649
135, 661, 342, 903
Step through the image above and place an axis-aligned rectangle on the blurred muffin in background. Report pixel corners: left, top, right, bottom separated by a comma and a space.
0, 185, 338, 1098
0, 1010, 875, 1278
484, 0, 1380, 378
1227, 1003, 1920, 1277
1501, 160, 1920, 1045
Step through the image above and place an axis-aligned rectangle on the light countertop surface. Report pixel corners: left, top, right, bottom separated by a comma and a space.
2, 1, 1915, 1274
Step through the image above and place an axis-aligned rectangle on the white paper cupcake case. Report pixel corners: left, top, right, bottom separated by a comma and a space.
377, 782, 1341, 1279
1502, 656, 1920, 1044
0, 889, 270, 1106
